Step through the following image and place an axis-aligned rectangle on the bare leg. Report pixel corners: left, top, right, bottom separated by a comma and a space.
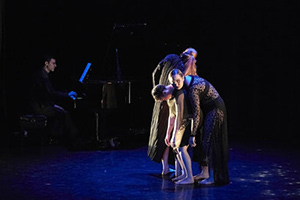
198, 166, 214, 185
161, 147, 170, 175
194, 166, 209, 181
162, 117, 175, 175
175, 146, 194, 185
172, 149, 185, 181
174, 157, 182, 177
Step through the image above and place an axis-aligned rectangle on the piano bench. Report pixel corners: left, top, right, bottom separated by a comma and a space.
14, 114, 48, 153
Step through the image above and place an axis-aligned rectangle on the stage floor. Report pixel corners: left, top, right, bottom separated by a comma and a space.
0, 134, 299, 200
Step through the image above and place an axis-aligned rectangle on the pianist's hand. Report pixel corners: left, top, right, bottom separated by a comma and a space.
68, 91, 77, 100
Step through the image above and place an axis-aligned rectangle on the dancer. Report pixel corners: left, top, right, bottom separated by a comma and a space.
148, 48, 202, 176
152, 69, 194, 185
148, 54, 184, 175
170, 58, 230, 185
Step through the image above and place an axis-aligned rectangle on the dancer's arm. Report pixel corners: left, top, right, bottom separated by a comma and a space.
170, 92, 184, 149
165, 115, 175, 146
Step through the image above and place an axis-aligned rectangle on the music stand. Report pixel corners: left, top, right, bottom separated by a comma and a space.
79, 63, 92, 83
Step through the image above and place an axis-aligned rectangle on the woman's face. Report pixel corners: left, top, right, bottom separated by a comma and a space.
171, 74, 184, 90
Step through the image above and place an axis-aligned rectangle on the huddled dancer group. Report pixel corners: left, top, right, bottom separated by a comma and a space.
148, 48, 229, 185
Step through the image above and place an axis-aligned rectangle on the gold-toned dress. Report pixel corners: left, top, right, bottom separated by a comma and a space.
147, 54, 184, 163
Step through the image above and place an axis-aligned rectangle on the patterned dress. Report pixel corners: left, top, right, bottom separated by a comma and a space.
186, 75, 229, 185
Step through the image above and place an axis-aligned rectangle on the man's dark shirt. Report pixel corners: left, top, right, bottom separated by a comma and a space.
31, 68, 68, 107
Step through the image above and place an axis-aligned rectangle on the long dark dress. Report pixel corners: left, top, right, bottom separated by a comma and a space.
147, 54, 184, 163
186, 75, 229, 185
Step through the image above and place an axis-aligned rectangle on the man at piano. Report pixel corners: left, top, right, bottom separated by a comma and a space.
29, 54, 80, 150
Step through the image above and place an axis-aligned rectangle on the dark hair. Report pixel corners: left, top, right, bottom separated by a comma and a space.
43, 54, 56, 63
180, 53, 197, 76
151, 85, 166, 101
180, 48, 198, 58
169, 69, 184, 81
180, 52, 190, 64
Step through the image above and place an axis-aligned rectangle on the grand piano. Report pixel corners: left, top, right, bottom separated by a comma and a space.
71, 62, 136, 149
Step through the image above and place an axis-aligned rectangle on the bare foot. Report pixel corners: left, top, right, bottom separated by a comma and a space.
175, 177, 194, 185
162, 170, 170, 175
198, 178, 214, 185
193, 172, 209, 181
172, 174, 185, 182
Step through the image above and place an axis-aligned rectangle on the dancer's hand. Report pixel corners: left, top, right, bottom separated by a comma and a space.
173, 148, 179, 154
165, 137, 170, 146
68, 91, 77, 100
189, 136, 196, 147
170, 135, 177, 148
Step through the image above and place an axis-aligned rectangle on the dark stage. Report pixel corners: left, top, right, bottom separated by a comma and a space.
0, 134, 299, 200
1, 0, 300, 199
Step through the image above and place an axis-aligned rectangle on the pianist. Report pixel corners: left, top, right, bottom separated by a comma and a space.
29, 54, 79, 149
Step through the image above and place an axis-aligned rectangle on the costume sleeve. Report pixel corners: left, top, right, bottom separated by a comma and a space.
44, 79, 69, 100
188, 85, 201, 136
50, 87, 69, 99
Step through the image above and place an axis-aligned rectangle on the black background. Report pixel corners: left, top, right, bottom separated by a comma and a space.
1, 0, 300, 146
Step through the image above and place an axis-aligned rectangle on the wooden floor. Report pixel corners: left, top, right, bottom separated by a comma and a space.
0, 133, 299, 200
